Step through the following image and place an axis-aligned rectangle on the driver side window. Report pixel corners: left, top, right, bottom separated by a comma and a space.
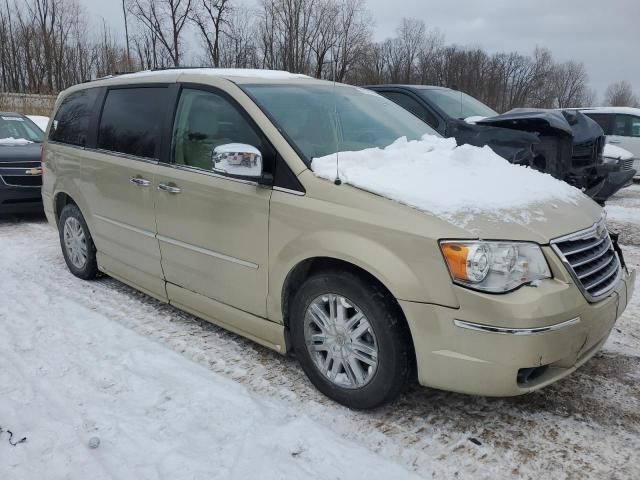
172, 88, 265, 171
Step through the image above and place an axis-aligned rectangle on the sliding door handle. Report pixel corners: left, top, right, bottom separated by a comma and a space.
130, 176, 151, 187
158, 183, 182, 194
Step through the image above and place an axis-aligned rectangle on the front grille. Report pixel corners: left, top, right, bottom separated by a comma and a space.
0, 161, 42, 187
552, 221, 621, 302
0, 175, 41, 187
622, 158, 634, 171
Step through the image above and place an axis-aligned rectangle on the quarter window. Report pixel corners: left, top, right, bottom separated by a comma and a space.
98, 87, 167, 158
172, 88, 266, 171
49, 88, 99, 146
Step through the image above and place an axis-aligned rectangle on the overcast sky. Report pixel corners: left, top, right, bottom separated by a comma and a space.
81, 0, 639, 102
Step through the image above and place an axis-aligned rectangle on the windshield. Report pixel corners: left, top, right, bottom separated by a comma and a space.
0, 114, 44, 143
418, 89, 498, 120
243, 84, 438, 164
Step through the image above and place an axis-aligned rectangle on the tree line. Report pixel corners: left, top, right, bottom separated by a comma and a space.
1, 0, 638, 111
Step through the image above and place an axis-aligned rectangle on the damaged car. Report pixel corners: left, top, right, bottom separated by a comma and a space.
365, 85, 633, 203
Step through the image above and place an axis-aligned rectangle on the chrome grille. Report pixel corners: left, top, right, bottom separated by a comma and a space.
551, 221, 621, 302
622, 158, 634, 171
0, 160, 42, 187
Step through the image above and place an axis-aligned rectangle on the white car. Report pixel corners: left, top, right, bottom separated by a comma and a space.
26, 115, 50, 132
578, 107, 640, 176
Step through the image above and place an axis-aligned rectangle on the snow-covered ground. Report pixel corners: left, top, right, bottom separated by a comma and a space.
1, 204, 639, 479
606, 183, 640, 245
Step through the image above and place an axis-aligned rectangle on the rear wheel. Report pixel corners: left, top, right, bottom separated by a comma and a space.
290, 270, 413, 409
58, 203, 98, 280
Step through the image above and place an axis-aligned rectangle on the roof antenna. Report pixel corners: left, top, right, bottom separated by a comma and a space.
331, 37, 341, 186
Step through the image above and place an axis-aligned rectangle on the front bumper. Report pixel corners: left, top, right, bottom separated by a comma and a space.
400, 268, 635, 397
0, 183, 43, 213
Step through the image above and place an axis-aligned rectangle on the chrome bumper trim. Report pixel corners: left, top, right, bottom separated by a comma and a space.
453, 317, 580, 335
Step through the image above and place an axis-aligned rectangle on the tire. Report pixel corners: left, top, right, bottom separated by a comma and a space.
290, 269, 413, 409
58, 203, 99, 280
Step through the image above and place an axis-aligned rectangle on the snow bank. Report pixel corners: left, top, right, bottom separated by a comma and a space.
0, 236, 418, 480
27, 115, 49, 132
311, 135, 584, 227
603, 144, 634, 161
0, 137, 33, 145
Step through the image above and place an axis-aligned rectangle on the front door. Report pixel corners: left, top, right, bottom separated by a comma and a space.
155, 86, 273, 317
81, 86, 169, 300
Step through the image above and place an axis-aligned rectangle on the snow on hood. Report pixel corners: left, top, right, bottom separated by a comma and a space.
603, 144, 634, 161
464, 115, 487, 124
0, 137, 33, 146
311, 135, 585, 228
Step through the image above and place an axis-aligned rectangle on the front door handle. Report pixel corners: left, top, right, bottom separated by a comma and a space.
130, 176, 151, 187
158, 183, 182, 194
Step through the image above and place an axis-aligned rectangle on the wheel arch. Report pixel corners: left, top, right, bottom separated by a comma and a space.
280, 256, 417, 370
54, 191, 77, 224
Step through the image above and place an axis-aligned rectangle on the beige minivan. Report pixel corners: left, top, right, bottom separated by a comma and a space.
42, 69, 635, 409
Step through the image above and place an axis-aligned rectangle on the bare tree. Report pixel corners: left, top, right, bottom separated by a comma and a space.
122, 0, 132, 68
219, 6, 259, 68
191, 0, 232, 67
604, 81, 639, 107
551, 60, 589, 108
128, 0, 194, 67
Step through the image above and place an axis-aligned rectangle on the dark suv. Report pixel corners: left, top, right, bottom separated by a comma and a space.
366, 85, 633, 203
0, 112, 44, 213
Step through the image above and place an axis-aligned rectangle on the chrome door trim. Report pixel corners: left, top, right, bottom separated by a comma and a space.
159, 162, 260, 187
94, 214, 156, 238
157, 234, 259, 269
273, 186, 305, 196
453, 317, 580, 335
92, 148, 160, 165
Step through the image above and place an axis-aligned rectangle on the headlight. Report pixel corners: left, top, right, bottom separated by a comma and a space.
440, 241, 551, 293
602, 156, 619, 165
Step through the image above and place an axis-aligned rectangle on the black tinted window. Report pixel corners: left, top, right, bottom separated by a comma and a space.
381, 91, 439, 128
98, 87, 167, 158
50, 88, 99, 146
585, 113, 613, 134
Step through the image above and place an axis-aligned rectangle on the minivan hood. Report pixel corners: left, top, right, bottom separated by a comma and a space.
310, 135, 602, 246
453, 194, 602, 244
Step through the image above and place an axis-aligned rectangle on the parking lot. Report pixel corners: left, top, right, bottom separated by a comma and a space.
1, 185, 639, 479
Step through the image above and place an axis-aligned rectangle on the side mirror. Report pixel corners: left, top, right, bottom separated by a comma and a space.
212, 143, 267, 182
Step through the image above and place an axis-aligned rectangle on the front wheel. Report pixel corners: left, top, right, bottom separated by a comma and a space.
290, 270, 413, 409
58, 203, 99, 280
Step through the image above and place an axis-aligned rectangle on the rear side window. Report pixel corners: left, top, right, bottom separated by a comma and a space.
98, 87, 167, 158
49, 88, 99, 146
